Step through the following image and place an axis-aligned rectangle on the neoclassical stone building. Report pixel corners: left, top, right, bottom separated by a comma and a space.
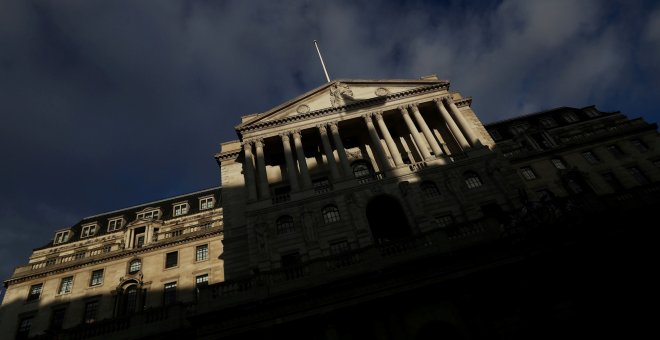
2, 75, 659, 339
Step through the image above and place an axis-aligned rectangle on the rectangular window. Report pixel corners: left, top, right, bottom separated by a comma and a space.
435, 215, 454, 228
584, 108, 600, 118
602, 172, 624, 191
329, 240, 350, 255
27, 283, 43, 302
17, 316, 33, 339
563, 112, 580, 123
539, 117, 557, 128
59, 276, 74, 294
582, 151, 600, 164
165, 251, 178, 268
108, 218, 124, 232
136, 210, 159, 221
196, 244, 209, 262
46, 258, 57, 266
551, 158, 567, 169
607, 145, 625, 158
81, 224, 97, 238
83, 300, 99, 324
54, 231, 70, 244
520, 167, 537, 180
313, 178, 332, 193
628, 167, 649, 185
90, 269, 104, 286
171, 229, 183, 237
195, 274, 209, 287
173, 203, 189, 217
50, 308, 66, 331
163, 282, 177, 305
631, 139, 648, 152
102, 245, 112, 253
74, 252, 85, 260
199, 196, 215, 210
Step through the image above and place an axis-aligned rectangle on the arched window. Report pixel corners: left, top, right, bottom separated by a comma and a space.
322, 205, 341, 224
420, 181, 441, 198
128, 259, 141, 274
352, 160, 372, 179
276, 215, 295, 235
464, 171, 483, 189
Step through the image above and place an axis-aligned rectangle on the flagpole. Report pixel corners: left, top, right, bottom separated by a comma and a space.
314, 40, 331, 83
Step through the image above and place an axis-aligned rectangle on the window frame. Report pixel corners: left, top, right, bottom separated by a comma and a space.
54, 231, 70, 245
136, 209, 160, 221
582, 151, 600, 164
81, 224, 98, 239
322, 205, 341, 224
195, 244, 209, 262
631, 139, 648, 152
199, 196, 215, 210
607, 144, 625, 158
464, 172, 483, 189
165, 251, 178, 269
163, 282, 177, 305
195, 274, 209, 287
58, 276, 74, 295
50, 307, 67, 331
17, 315, 34, 339
82, 300, 99, 324
420, 181, 441, 198
562, 112, 580, 123
26, 283, 43, 302
107, 217, 124, 232
539, 117, 557, 128
276, 215, 295, 235
89, 269, 104, 286
520, 166, 537, 181
128, 259, 141, 274
551, 158, 567, 170
435, 214, 454, 228
173, 202, 189, 217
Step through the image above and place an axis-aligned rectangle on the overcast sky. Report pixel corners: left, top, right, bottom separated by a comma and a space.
1, 0, 659, 296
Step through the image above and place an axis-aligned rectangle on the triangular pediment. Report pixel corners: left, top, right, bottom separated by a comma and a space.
237, 78, 448, 130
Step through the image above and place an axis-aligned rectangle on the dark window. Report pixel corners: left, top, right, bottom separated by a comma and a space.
602, 172, 624, 191
165, 252, 178, 268
163, 282, 177, 305
464, 171, 483, 189
171, 229, 183, 237
46, 258, 57, 266
520, 167, 537, 180
420, 181, 441, 198
628, 167, 649, 185
83, 300, 99, 324
329, 240, 350, 255
123, 285, 138, 315
50, 308, 66, 331
281, 252, 303, 280
128, 259, 141, 274
276, 215, 295, 234
352, 161, 372, 179
196, 244, 209, 262
435, 215, 454, 228
17, 316, 33, 339
489, 129, 502, 140
74, 252, 85, 260
631, 139, 648, 152
102, 245, 112, 253
607, 145, 625, 158
313, 177, 332, 193
27, 284, 42, 302
563, 112, 579, 123
582, 151, 599, 164
322, 205, 341, 224
540, 117, 557, 128
58, 276, 73, 294
196, 274, 209, 287
90, 269, 104, 286
551, 158, 567, 169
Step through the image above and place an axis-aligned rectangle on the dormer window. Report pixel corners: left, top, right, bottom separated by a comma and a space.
81, 224, 97, 238
173, 202, 189, 217
108, 218, 124, 232
136, 209, 160, 221
54, 231, 70, 244
563, 112, 580, 123
199, 196, 215, 210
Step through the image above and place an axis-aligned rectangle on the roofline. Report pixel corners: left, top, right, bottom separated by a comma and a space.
82, 186, 221, 220
484, 105, 619, 127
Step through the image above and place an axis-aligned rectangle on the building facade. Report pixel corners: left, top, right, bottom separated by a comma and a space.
1, 76, 659, 339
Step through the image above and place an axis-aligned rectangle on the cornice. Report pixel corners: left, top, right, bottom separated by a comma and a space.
237, 83, 449, 134
4, 229, 224, 286
215, 150, 241, 162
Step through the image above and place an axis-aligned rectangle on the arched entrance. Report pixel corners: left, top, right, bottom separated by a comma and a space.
366, 195, 412, 244
114, 280, 145, 316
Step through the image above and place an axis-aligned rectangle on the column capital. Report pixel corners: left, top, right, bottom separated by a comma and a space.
373, 111, 383, 121
241, 139, 254, 149
328, 121, 339, 133
254, 138, 265, 148
292, 129, 302, 139
398, 105, 410, 115
317, 124, 328, 134
279, 133, 290, 142
363, 114, 373, 124
407, 102, 419, 110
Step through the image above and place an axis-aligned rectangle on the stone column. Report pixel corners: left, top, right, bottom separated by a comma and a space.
444, 97, 481, 146
242, 140, 258, 201
254, 138, 270, 199
399, 106, 433, 160
329, 121, 353, 178
374, 111, 404, 166
281, 133, 300, 192
364, 113, 393, 171
318, 124, 341, 181
409, 103, 443, 157
292, 130, 313, 189
433, 98, 470, 149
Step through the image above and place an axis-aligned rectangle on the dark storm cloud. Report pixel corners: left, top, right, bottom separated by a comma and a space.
1, 0, 659, 298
